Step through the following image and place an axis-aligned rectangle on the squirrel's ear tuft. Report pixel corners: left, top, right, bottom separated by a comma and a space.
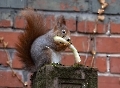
56, 15, 66, 26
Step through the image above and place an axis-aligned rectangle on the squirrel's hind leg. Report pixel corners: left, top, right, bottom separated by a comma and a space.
35, 47, 52, 70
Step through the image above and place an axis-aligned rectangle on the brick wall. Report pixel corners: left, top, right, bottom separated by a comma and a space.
0, 0, 120, 88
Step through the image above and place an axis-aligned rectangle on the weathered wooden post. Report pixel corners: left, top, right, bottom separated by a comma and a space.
31, 65, 98, 88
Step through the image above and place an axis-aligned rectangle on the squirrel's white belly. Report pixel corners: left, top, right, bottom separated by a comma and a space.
50, 48, 62, 63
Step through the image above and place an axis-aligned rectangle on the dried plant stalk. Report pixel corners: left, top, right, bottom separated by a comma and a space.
101, 2, 108, 9
98, 15, 105, 21
98, 9, 104, 14
0, 37, 27, 87
99, 0, 105, 4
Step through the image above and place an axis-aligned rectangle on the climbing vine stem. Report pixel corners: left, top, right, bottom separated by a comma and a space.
0, 37, 28, 87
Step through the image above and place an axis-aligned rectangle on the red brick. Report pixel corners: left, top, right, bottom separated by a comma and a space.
110, 57, 120, 73
60, 3, 69, 10
61, 54, 89, 66
70, 36, 89, 52
45, 15, 76, 31
77, 21, 95, 33
0, 50, 8, 67
80, 56, 97, 69
96, 37, 120, 53
77, 21, 85, 33
45, 15, 55, 29
62, 54, 107, 72
66, 17, 76, 31
81, 56, 107, 72
12, 52, 24, 69
14, 16, 25, 29
111, 22, 120, 33
0, 32, 20, 48
0, 20, 11, 27
78, 21, 95, 33
97, 22, 107, 33
72, 6, 79, 11
0, 71, 23, 87
77, 21, 106, 33
95, 57, 107, 72
86, 21, 95, 33
60, 2, 80, 11
80, 55, 92, 66
61, 54, 75, 65
61, 53, 93, 66
98, 76, 120, 88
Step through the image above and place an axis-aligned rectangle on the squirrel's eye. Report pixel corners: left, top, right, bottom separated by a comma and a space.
62, 30, 66, 34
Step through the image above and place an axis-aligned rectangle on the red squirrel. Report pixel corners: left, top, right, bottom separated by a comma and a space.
16, 9, 71, 72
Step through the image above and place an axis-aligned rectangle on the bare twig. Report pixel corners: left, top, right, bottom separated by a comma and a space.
0, 37, 28, 87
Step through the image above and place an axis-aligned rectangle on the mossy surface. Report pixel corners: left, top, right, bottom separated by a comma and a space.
31, 64, 98, 88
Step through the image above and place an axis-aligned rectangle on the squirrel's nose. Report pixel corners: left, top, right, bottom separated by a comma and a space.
67, 38, 72, 44
67, 38, 70, 41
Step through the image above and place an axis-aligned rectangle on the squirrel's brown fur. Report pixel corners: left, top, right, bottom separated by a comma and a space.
16, 9, 48, 70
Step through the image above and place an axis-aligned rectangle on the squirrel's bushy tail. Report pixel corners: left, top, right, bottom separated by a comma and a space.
16, 9, 47, 71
